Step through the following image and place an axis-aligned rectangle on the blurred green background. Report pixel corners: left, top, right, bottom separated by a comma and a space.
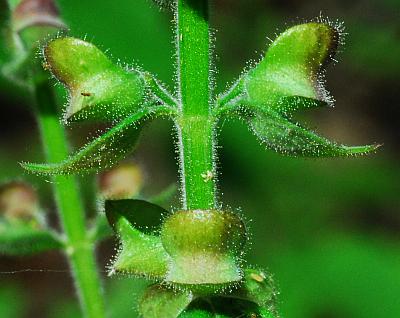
1, 0, 399, 317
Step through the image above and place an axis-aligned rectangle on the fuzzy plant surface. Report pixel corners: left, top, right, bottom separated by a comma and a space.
0, 0, 379, 317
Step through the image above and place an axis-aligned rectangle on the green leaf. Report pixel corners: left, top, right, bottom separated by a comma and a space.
140, 284, 193, 318
178, 310, 216, 318
44, 37, 146, 122
249, 108, 379, 157
105, 199, 169, 279
244, 22, 339, 114
0, 220, 62, 255
21, 106, 170, 175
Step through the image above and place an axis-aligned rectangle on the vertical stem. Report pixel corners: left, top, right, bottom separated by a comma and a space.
34, 81, 105, 318
176, 0, 217, 210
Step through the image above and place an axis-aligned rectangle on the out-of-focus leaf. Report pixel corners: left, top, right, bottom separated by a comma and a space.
0, 284, 27, 318
0, 220, 61, 255
105, 199, 169, 278
89, 213, 113, 243
21, 106, 171, 175
249, 108, 379, 157
0, 0, 13, 64
140, 284, 193, 318
44, 37, 146, 122
147, 183, 177, 206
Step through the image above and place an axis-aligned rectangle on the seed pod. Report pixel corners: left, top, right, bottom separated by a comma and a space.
0, 181, 38, 222
98, 163, 144, 200
161, 209, 247, 288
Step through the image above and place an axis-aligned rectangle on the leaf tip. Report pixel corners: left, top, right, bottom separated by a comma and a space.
342, 142, 382, 157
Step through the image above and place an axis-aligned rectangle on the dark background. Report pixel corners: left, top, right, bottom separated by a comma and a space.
0, 0, 399, 317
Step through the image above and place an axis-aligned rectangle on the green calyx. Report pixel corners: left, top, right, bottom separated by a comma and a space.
140, 284, 193, 318
245, 22, 338, 111
105, 199, 169, 279
161, 209, 247, 287
216, 22, 379, 158
138, 268, 279, 318
106, 203, 248, 288
44, 37, 146, 122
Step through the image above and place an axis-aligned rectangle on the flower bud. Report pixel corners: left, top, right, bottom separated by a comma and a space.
0, 181, 38, 222
98, 163, 144, 200
161, 209, 247, 287
13, 0, 66, 48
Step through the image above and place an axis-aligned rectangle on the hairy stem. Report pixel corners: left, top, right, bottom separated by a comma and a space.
33, 80, 105, 318
176, 0, 217, 210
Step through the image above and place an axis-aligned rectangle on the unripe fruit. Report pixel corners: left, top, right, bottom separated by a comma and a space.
161, 209, 247, 287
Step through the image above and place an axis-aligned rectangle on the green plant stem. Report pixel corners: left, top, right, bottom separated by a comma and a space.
33, 80, 105, 318
176, 0, 216, 210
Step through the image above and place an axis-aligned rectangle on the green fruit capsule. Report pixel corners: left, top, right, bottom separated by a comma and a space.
44, 37, 146, 122
161, 209, 247, 288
